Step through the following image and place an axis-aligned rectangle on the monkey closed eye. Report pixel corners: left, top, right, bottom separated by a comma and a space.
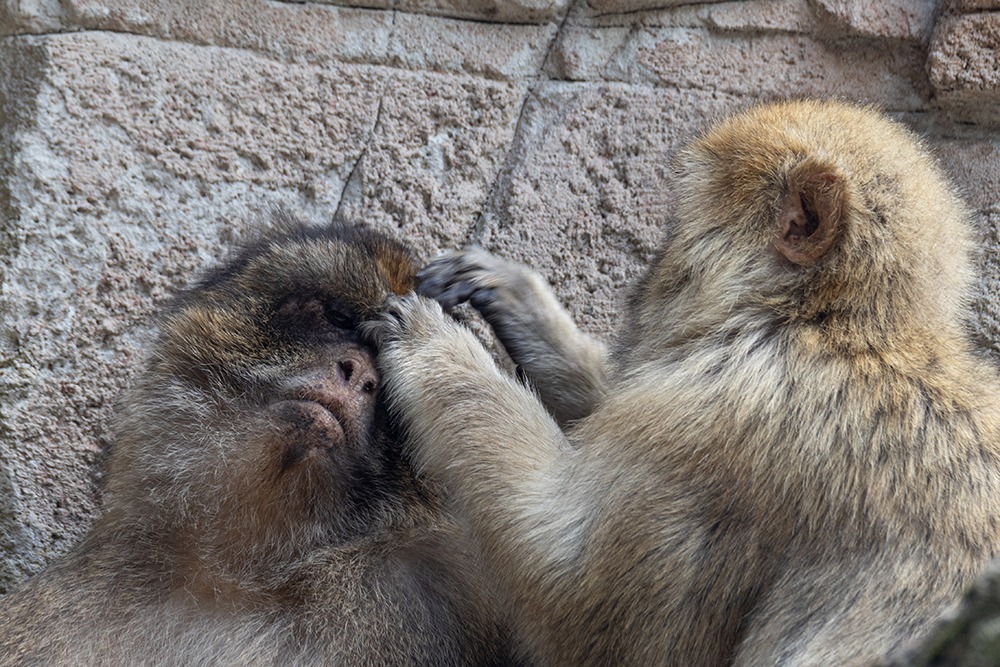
322, 302, 356, 329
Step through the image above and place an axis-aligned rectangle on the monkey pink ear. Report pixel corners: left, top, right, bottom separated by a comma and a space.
773, 164, 846, 267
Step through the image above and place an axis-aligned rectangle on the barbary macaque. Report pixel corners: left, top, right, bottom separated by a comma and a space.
0, 217, 520, 666
372, 100, 1000, 665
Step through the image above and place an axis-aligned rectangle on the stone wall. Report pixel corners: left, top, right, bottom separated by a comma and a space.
0, 0, 998, 599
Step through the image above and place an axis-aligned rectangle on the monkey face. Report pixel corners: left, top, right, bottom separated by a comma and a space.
109, 221, 419, 556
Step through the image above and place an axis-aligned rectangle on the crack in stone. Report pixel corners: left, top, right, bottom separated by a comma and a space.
468, 0, 581, 245
332, 93, 386, 224
329, 5, 395, 224
469, 85, 539, 244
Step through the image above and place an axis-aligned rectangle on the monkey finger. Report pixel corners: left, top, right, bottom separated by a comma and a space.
358, 318, 393, 349
360, 295, 410, 348
417, 247, 497, 286
418, 257, 473, 298
467, 287, 499, 313
425, 281, 484, 310
418, 250, 503, 309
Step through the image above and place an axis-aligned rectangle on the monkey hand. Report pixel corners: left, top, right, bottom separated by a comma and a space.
363, 293, 444, 350
369, 293, 498, 379
417, 247, 516, 311
419, 249, 609, 426
368, 292, 521, 474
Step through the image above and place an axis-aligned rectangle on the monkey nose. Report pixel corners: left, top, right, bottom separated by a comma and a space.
337, 355, 378, 395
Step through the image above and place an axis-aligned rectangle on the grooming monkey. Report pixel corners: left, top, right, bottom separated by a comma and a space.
0, 218, 520, 666
372, 100, 1000, 665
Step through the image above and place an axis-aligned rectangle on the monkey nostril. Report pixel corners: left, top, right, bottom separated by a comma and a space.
338, 360, 355, 383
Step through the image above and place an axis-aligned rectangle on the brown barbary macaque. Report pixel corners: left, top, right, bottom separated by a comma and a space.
371, 100, 1000, 666
0, 216, 521, 666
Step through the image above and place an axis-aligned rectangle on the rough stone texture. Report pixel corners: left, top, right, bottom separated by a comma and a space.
587, 0, 729, 19
929, 11, 1000, 125
329, 69, 525, 259
388, 15, 556, 80
67, 0, 568, 31
1, 5, 1000, 662
67, 0, 396, 65
0, 0, 64, 35
706, 0, 816, 34
811, 0, 938, 41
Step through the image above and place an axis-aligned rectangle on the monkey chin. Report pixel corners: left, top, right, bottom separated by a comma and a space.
267, 400, 349, 470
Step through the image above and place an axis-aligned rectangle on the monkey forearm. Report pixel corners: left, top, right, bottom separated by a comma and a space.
499, 295, 608, 427
377, 296, 582, 581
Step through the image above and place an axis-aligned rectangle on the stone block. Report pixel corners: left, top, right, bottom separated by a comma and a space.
69, 0, 568, 33
387, 12, 556, 79
706, 0, 815, 35
929, 12, 1000, 125
66, 0, 393, 64
333, 70, 525, 260
0, 0, 64, 35
550, 26, 929, 110
812, 0, 938, 42
587, 0, 728, 19
946, 0, 1000, 11
393, 0, 569, 23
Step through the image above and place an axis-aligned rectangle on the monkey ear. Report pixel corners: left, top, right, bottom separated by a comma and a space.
773, 165, 846, 267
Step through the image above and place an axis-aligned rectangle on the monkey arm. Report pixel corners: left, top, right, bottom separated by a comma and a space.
418, 248, 608, 427
373, 295, 586, 637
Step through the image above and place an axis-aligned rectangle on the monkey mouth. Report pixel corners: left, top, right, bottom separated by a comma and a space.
270, 399, 348, 451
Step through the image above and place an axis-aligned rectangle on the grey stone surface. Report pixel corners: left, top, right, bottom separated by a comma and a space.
587, 0, 729, 19
706, 0, 816, 34
929, 11, 1000, 126
947, 0, 1000, 11
331, 69, 526, 258
549, 25, 929, 108
2, 11, 1000, 665
0, 0, 64, 35
66, 0, 395, 65
811, 0, 939, 42
68, 0, 569, 31
387, 14, 557, 80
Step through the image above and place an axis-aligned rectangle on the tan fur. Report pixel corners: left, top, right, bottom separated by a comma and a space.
374, 100, 1000, 665
0, 219, 520, 666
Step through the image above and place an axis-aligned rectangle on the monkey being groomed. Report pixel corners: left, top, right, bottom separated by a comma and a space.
371, 100, 1000, 666
0, 217, 521, 666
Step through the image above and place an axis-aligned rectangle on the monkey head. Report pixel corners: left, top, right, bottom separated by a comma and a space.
624, 100, 973, 358
104, 219, 419, 585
